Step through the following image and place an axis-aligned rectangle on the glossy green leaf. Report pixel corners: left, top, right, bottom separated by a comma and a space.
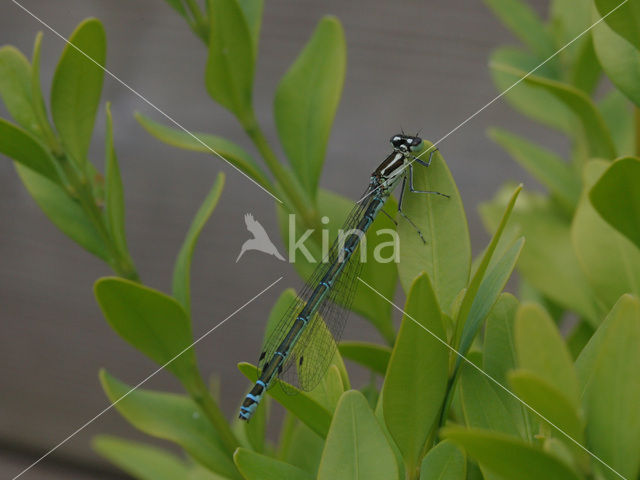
593, 4, 640, 107
103, 103, 129, 263
514, 303, 580, 406
443, 428, 581, 480
50, 18, 106, 165
338, 341, 391, 375
488, 128, 580, 212
458, 237, 524, 359
0, 118, 60, 183
483, 293, 519, 384
94, 278, 197, 383
598, 89, 635, 157
489, 47, 572, 132
483, 0, 555, 58
318, 391, 398, 480
162, 0, 188, 17
238, 362, 332, 438
454, 184, 521, 350
493, 62, 616, 158
277, 188, 398, 343
234, 448, 313, 480
99, 370, 238, 479
383, 274, 448, 472
575, 294, 640, 480
397, 141, 471, 312
135, 113, 273, 193
14, 163, 108, 258
419, 440, 466, 480
274, 16, 345, 196
30, 32, 59, 151
205, 0, 254, 121
508, 370, 584, 445
172, 173, 225, 315
281, 421, 324, 476
589, 157, 640, 251
595, 0, 640, 53
573, 161, 640, 310
94, 435, 203, 480
237, 0, 264, 54
480, 186, 601, 325
0, 45, 41, 135
459, 362, 524, 438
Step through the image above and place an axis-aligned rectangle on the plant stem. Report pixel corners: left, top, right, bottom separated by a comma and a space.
184, 0, 209, 43
59, 155, 139, 281
635, 106, 640, 157
185, 374, 240, 456
242, 114, 319, 229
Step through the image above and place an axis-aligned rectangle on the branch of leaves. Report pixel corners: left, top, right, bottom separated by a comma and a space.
0, 19, 137, 279
145, 0, 346, 231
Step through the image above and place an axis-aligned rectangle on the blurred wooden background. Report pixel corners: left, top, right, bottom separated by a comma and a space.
0, 0, 559, 478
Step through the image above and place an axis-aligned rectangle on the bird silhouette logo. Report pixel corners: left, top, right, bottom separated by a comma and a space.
236, 213, 286, 263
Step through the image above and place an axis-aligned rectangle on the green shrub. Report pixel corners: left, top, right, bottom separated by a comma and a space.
1, 1, 638, 479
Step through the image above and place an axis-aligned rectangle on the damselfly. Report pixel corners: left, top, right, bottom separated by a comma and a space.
239, 134, 448, 420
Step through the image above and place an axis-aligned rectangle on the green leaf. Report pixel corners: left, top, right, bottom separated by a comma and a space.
94, 278, 198, 384
568, 34, 601, 95
242, 391, 268, 454
277, 188, 398, 343
483, 293, 519, 384
234, 448, 312, 480
172, 173, 225, 315
0, 45, 40, 134
454, 184, 521, 351
442, 428, 581, 480
483, 0, 556, 58
492, 62, 616, 158
593, 3, 640, 107
163, 0, 188, 18
489, 47, 572, 133
14, 163, 108, 258
30, 32, 60, 152
318, 391, 398, 480
459, 362, 524, 438
599, 89, 635, 157
281, 421, 325, 476
480, 186, 601, 325
238, 362, 332, 438
0, 118, 60, 183
205, 0, 254, 121
135, 112, 272, 193
383, 274, 448, 473
50, 18, 106, 165
93, 435, 199, 480
488, 128, 580, 212
458, 237, 524, 359
338, 341, 391, 376
572, 161, 640, 310
396, 141, 471, 312
274, 16, 345, 196
103, 103, 129, 262
594, 0, 640, 53
514, 303, 580, 406
589, 157, 640, 251
99, 371, 238, 479
237, 0, 264, 55
508, 370, 584, 445
575, 294, 640, 480
419, 440, 466, 480
550, 0, 592, 61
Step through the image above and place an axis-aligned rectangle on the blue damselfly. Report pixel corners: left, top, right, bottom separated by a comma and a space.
239, 134, 448, 420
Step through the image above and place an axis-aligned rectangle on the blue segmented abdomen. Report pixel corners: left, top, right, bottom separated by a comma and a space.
239, 379, 266, 420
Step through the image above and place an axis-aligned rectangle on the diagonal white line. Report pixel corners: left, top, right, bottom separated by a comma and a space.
11, 276, 283, 480
11, 0, 283, 204
358, 0, 629, 205
358, 276, 628, 480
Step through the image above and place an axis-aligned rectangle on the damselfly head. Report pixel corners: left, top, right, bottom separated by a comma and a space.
390, 134, 423, 153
